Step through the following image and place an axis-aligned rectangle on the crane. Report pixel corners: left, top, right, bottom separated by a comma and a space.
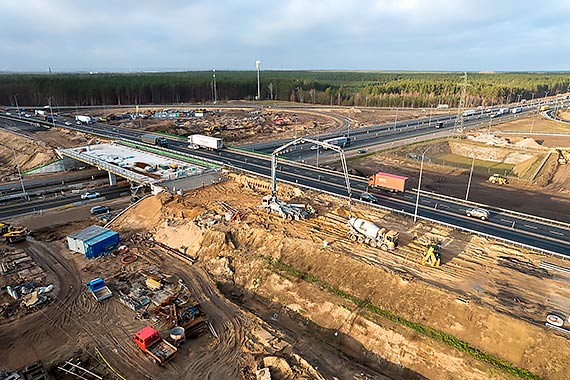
260, 137, 352, 220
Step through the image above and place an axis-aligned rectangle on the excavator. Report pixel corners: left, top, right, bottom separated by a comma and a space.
488, 174, 508, 185
1, 222, 28, 243
422, 243, 441, 267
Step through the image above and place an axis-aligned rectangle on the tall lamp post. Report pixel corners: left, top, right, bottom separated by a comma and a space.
414, 146, 432, 222
14, 95, 21, 118
465, 155, 475, 200
213, 69, 218, 104
255, 60, 261, 100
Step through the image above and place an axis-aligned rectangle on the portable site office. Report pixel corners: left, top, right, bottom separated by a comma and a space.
67, 225, 120, 259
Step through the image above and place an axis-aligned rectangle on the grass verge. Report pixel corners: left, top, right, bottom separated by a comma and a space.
261, 255, 541, 380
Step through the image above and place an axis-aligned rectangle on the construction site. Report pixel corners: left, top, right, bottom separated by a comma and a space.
1, 106, 570, 379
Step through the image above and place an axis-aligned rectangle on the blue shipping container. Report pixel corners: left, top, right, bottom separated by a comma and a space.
67, 225, 120, 259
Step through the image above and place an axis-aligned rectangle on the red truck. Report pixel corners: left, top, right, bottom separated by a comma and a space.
368, 172, 408, 192
134, 326, 177, 365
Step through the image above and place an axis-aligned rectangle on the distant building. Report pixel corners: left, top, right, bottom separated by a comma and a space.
67, 225, 120, 259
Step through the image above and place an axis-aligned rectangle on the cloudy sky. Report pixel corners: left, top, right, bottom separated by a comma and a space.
1, 0, 569, 72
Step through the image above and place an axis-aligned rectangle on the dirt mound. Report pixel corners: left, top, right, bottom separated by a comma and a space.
0, 131, 59, 180
109, 175, 570, 379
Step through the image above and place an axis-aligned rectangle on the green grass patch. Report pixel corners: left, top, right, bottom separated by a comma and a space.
261, 255, 541, 380
22, 158, 63, 174
432, 153, 515, 174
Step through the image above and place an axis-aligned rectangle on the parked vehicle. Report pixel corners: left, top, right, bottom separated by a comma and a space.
357, 148, 368, 154
187, 134, 224, 150
134, 326, 177, 365
347, 217, 399, 251
367, 172, 408, 192
465, 207, 490, 220
141, 134, 169, 147
87, 278, 113, 302
81, 192, 100, 200
359, 192, 378, 203
488, 174, 508, 185
90, 205, 111, 215
540, 105, 551, 112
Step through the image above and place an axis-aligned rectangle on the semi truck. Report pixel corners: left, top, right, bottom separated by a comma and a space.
141, 134, 169, 147
87, 277, 113, 302
75, 115, 94, 124
134, 326, 177, 365
367, 172, 408, 192
462, 109, 476, 117
187, 134, 224, 150
347, 217, 399, 251
322, 136, 351, 149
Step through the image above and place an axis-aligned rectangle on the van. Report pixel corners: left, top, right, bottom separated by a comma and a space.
90, 206, 110, 215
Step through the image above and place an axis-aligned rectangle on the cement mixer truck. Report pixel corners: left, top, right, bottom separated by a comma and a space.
347, 217, 399, 251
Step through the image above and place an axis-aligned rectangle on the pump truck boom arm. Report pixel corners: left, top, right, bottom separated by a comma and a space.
270, 137, 352, 201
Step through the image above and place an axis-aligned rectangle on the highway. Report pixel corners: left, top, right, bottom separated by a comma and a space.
246, 99, 570, 161
1, 100, 570, 256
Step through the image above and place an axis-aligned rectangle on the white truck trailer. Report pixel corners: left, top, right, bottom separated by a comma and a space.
188, 134, 224, 150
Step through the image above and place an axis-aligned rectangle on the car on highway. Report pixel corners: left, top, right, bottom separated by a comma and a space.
465, 207, 490, 220
90, 205, 110, 215
64, 121, 72, 126
81, 192, 101, 200
357, 149, 367, 154
310, 145, 319, 150
359, 192, 378, 204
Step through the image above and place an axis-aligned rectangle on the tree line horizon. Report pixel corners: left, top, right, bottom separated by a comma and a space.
1, 71, 569, 109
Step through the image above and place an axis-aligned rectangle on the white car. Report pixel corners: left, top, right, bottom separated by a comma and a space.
65, 121, 72, 126
81, 192, 100, 200
465, 207, 490, 220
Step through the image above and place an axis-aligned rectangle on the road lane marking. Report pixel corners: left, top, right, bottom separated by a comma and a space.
550, 230, 565, 236
524, 224, 538, 229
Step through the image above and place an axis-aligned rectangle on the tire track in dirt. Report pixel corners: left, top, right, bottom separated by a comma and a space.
176, 266, 250, 380
0, 239, 82, 366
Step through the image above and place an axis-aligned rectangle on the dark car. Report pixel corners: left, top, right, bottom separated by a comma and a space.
359, 192, 378, 203
90, 205, 111, 215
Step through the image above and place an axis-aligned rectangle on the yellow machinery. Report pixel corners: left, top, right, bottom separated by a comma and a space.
1, 222, 28, 243
422, 244, 441, 267
203, 125, 224, 133
488, 174, 508, 185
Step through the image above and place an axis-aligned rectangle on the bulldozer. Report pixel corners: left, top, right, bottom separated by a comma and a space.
422, 243, 441, 268
1, 222, 28, 243
488, 174, 508, 185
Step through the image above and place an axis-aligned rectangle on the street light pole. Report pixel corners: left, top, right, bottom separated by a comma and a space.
465, 155, 475, 200
14, 95, 20, 118
255, 60, 261, 101
213, 69, 218, 104
414, 146, 431, 222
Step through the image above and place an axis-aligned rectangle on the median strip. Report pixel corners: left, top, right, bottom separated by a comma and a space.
261, 255, 541, 380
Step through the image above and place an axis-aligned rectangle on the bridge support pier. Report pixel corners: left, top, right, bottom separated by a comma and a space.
108, 172, 117, 186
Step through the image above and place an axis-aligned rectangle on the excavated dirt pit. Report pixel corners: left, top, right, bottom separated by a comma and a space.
2, 172, 570, 379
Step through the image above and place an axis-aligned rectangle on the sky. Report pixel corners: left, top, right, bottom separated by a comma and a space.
1, 0, 569, 72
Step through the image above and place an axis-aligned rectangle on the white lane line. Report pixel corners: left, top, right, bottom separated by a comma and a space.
550, 230, 565, 236
524, 224, 538, 229
500, 218, 511, 223
438, 204, 448, 208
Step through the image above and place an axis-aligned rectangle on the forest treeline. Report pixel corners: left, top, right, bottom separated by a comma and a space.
1, 71, 569, 108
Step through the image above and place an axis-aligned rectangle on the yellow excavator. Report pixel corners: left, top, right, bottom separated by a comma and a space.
422, 243, 441, 268
488, 174, 508, 185
1, 222, 28, 243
